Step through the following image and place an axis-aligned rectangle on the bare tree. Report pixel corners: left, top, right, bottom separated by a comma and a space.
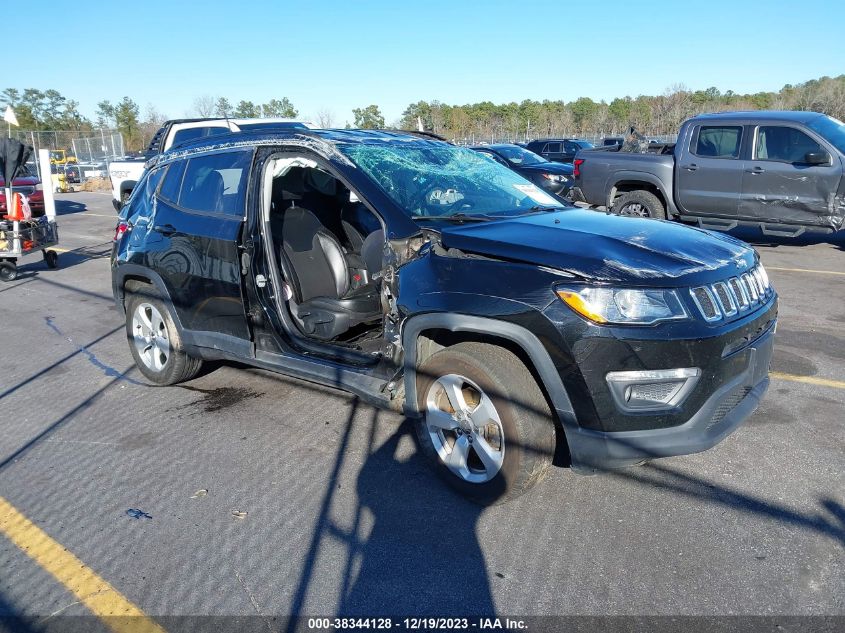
315, 109, 335, 128
192, 95, 216, 117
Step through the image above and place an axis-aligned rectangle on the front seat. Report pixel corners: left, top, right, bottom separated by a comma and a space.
278, 207, 381, 340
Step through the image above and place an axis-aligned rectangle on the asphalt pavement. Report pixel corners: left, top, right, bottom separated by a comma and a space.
0, 192, 842, 629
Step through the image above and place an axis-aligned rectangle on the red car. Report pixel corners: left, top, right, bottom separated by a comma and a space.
0, 174, 45, 216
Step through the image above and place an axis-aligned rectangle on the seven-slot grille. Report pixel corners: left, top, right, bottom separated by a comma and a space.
689, 265, 772, 322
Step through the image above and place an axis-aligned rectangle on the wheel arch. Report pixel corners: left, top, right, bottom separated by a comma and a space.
607, 172, 677, 215
115, 265, 186, 336
120, 180, 138, 196
401, 313, 578, 440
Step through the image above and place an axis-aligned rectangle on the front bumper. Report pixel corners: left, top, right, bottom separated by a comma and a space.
565, 323, 774, 472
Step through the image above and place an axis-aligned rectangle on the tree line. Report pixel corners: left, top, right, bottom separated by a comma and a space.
3, 74, 844, 152
0, 88, 387, 152
399, 75, 845, 141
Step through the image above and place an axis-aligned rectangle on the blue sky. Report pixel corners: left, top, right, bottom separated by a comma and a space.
6, 0, 843, 125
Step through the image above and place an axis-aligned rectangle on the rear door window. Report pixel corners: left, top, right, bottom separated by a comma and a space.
693, 126, 743, 158
755, 126, 824, 163
177, 151, 252, 216
158, 160, 186, 203
544, 142, 562, 154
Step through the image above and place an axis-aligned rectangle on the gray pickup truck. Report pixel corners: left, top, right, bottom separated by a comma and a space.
572, 111, 845, 235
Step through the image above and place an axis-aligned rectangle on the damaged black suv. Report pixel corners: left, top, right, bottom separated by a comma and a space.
112, 128, 777, 503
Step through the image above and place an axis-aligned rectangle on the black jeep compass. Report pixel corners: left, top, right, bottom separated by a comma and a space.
111, 128, 777, 503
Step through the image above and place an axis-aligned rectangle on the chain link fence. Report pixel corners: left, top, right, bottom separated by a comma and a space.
8, 128, 125, 182
9, 128, 125, 161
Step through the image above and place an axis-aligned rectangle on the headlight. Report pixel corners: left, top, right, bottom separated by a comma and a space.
35, 183, 43, 191
757, 263, 770, 289
556, 285, 688, 325
541, 173, 565, 182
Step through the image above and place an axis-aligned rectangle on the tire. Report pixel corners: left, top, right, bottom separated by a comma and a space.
43, 250, 58, 269
415, 342, 556, 504
0, 261, 17, 282
611, 190, 667, 219
125, 288, 203, 385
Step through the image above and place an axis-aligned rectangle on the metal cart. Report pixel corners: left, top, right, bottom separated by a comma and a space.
0, 216, 60, 281
0, 146, 61, 282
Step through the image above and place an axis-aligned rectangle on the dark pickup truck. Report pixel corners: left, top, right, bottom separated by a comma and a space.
572, 111, 845, 235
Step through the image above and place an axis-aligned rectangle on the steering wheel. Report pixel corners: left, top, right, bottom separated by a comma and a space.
413, 184, 476, 217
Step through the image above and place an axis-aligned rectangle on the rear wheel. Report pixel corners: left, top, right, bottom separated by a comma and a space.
0, 260, 17, 282
125, 289, 202, 385
612, 190, 667, 219
43, 250, 58, 269
415, 342, 556, 504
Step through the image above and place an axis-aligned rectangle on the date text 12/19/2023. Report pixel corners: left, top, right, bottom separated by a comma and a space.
307, 617, 528, 630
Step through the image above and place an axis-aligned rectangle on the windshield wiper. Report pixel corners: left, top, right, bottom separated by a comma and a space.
527, 205, 565, 212
412, 213, 492, 223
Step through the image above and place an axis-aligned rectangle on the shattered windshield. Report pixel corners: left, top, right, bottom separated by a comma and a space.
340, 143, 565, 219
808, 115, 845, 155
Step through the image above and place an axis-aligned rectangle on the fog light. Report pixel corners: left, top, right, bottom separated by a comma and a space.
606, 368, 700, 413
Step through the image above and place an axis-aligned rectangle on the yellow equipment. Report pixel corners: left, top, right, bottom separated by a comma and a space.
49, 149, 77, 166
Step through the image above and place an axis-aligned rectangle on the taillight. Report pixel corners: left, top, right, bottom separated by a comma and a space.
573, 158, 584, 178
114, 222, 130, 241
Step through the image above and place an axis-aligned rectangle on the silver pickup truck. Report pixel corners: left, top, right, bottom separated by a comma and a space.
572, 111, 845, 236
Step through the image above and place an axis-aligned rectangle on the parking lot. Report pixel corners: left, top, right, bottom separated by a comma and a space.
0, 191, 843, 629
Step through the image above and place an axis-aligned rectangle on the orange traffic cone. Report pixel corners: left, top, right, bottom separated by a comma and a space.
4, 192, 25, 221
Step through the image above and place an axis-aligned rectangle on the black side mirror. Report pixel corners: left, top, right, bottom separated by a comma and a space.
804, 151, 830, 166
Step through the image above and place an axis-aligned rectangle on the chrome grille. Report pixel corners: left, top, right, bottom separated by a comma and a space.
712, 282, 737, 317
729, 278, 749, 310
691, 286, 719, 321
690, 265, 773, 323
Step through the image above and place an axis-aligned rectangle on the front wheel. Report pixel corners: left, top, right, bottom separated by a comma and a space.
415, 342, 556, 504
125, 290, 202, 385
611, 190, 667, 219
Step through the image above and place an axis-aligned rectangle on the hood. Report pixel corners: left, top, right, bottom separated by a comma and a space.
517, 162, 573, 176
438, 209, 756, 287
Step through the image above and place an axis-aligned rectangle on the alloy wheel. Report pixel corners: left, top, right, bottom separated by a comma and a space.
132, 302, 171, 372
620, 202, 649, 217
424, 373, 505, 483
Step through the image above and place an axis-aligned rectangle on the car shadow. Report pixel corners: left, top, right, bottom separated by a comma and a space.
338, 415, 493, 616
53, 199, 88, 216
284, 400, 495, 627
6, 242, 112, 278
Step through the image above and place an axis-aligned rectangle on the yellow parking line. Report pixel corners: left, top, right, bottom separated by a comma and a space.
770, 371, 845, 390
767, 266, 845, 276
0, 496, 165, 633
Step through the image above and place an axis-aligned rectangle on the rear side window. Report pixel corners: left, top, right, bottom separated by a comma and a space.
177, 151, 252, 216
544, 142, 562, 153
693, 126, 742, 158
564, 141, 579, 154
755, 126, 824, 163
158, 161, 186, 203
